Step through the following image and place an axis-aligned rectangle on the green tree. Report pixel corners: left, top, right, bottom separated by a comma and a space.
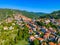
34, 39, 39, 45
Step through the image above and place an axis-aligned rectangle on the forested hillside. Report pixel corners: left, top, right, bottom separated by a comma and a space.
0, 8, 46, 21
39, 10, 60, 19
0, 8, 60, 21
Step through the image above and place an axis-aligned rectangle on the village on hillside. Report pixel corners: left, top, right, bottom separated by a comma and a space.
0, 13, 60, 45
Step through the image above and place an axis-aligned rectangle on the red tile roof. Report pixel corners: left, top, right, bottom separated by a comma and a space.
49, 42, 56, 45
37, 38, 44, 41
58, 43, 60, 45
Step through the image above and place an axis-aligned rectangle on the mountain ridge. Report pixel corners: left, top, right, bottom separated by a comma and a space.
0, 8, 60, 21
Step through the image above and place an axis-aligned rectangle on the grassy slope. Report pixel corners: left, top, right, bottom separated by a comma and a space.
15, 40, 29, 45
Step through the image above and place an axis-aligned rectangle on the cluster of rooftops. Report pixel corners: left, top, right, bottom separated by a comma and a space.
3, 14, 60, 45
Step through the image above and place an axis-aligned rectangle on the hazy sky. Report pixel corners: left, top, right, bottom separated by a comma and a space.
0, 0, 60, 13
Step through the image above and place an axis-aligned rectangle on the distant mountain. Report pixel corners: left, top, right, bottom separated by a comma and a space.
50, 10, 60, 19
39, 10, 60, 19
0, 8, 47, 21
35, 12, 47, 16
1, 8, 60, 21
